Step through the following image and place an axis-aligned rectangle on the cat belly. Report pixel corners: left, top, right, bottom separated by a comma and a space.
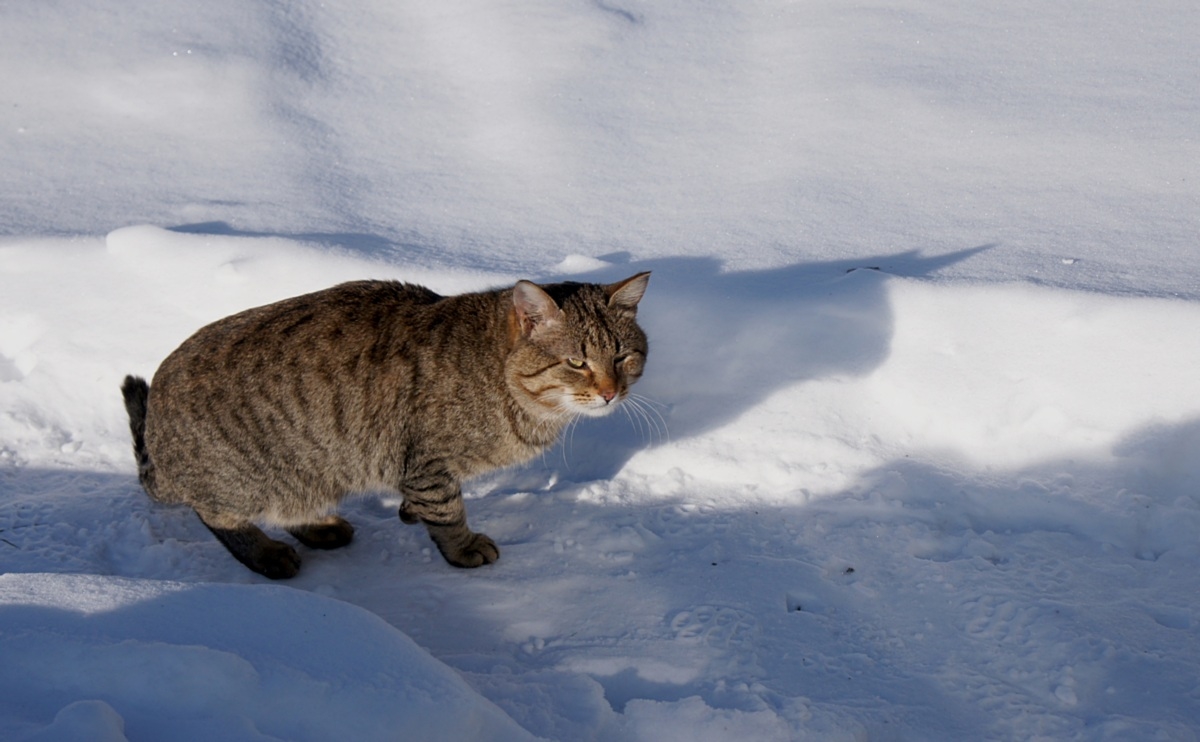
143, 405, 347, 523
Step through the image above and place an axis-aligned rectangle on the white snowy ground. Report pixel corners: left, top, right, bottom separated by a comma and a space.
2, 2, 1199, 740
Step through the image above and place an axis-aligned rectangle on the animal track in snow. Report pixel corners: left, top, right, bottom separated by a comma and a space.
1147, 607, 1191, 631
644, 503, 731, 541
669, 605, 758, 649
963, 595, 1037, 645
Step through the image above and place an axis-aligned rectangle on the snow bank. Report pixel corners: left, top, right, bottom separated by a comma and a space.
3, 1, 1198, 296
0, 572, 538, 742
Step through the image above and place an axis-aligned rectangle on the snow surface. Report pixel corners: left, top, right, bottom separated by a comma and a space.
2, 1, 1199, 740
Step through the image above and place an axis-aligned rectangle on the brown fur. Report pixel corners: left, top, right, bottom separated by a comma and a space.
121, 274, 650, 578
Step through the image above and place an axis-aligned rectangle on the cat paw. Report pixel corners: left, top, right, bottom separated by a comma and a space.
204, 521, 302, 579
441, 533, 500, 568
398, 502, 421, 525
288, 517, 355, 549
251, 541, 302, 580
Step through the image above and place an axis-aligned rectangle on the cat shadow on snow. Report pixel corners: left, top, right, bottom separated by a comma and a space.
514, 245, 992, 483
167, 221, 988, 489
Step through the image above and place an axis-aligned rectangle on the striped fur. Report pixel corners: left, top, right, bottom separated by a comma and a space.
121, 274, 649, 578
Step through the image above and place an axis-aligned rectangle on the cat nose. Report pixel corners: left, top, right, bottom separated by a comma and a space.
599, 388, 617, 403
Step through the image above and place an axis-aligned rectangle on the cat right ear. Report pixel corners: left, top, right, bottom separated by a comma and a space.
513, 281, 561, 338
606, 271, 650, 313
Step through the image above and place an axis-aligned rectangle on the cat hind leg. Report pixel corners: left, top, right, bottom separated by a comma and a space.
197, 511, 301, 579
399, 500, 422, 524
288, 514, 355, 550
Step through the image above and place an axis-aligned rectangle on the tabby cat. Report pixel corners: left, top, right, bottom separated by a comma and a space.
121, 273, 650, 579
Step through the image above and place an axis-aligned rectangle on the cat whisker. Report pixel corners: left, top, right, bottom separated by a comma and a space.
565, 414, 582, 465
628, 391, 669, 415
624, 393, 670, 445
532, 416, 559, 466
624, 403, 655, 446
532, 410, 582, 469
554, 415, 573, 466
642, 406, 664, 443
619, 396, 652, 443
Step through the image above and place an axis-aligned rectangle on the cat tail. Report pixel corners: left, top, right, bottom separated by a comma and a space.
120, 375, 161, 500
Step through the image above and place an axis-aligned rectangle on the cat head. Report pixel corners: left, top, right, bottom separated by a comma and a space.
508, 272, 650, 419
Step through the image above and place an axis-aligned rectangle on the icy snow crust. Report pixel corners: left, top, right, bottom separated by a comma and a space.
3, 1, 1200, 740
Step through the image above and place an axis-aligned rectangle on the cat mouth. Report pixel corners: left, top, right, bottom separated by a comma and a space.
572, 394, 622, 418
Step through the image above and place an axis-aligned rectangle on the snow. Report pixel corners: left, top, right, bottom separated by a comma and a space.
0, 573, 536, 742
2, 1, 1199, 740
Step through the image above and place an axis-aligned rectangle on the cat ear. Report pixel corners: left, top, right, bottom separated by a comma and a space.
513, 280, 561, 337
606, 272, 650, 312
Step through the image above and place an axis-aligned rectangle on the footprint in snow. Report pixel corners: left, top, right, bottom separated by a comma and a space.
669, 605, 758, 649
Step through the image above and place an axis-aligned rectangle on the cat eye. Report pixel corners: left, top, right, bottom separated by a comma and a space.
565, 358, 588, 370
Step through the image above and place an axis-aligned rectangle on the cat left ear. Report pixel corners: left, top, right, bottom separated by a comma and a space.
513, 280, 561, 337
606, 272, 651, 312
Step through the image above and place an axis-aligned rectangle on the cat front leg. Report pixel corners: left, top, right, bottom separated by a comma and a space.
400, 471, 498, 568
426, 515, 499, 569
